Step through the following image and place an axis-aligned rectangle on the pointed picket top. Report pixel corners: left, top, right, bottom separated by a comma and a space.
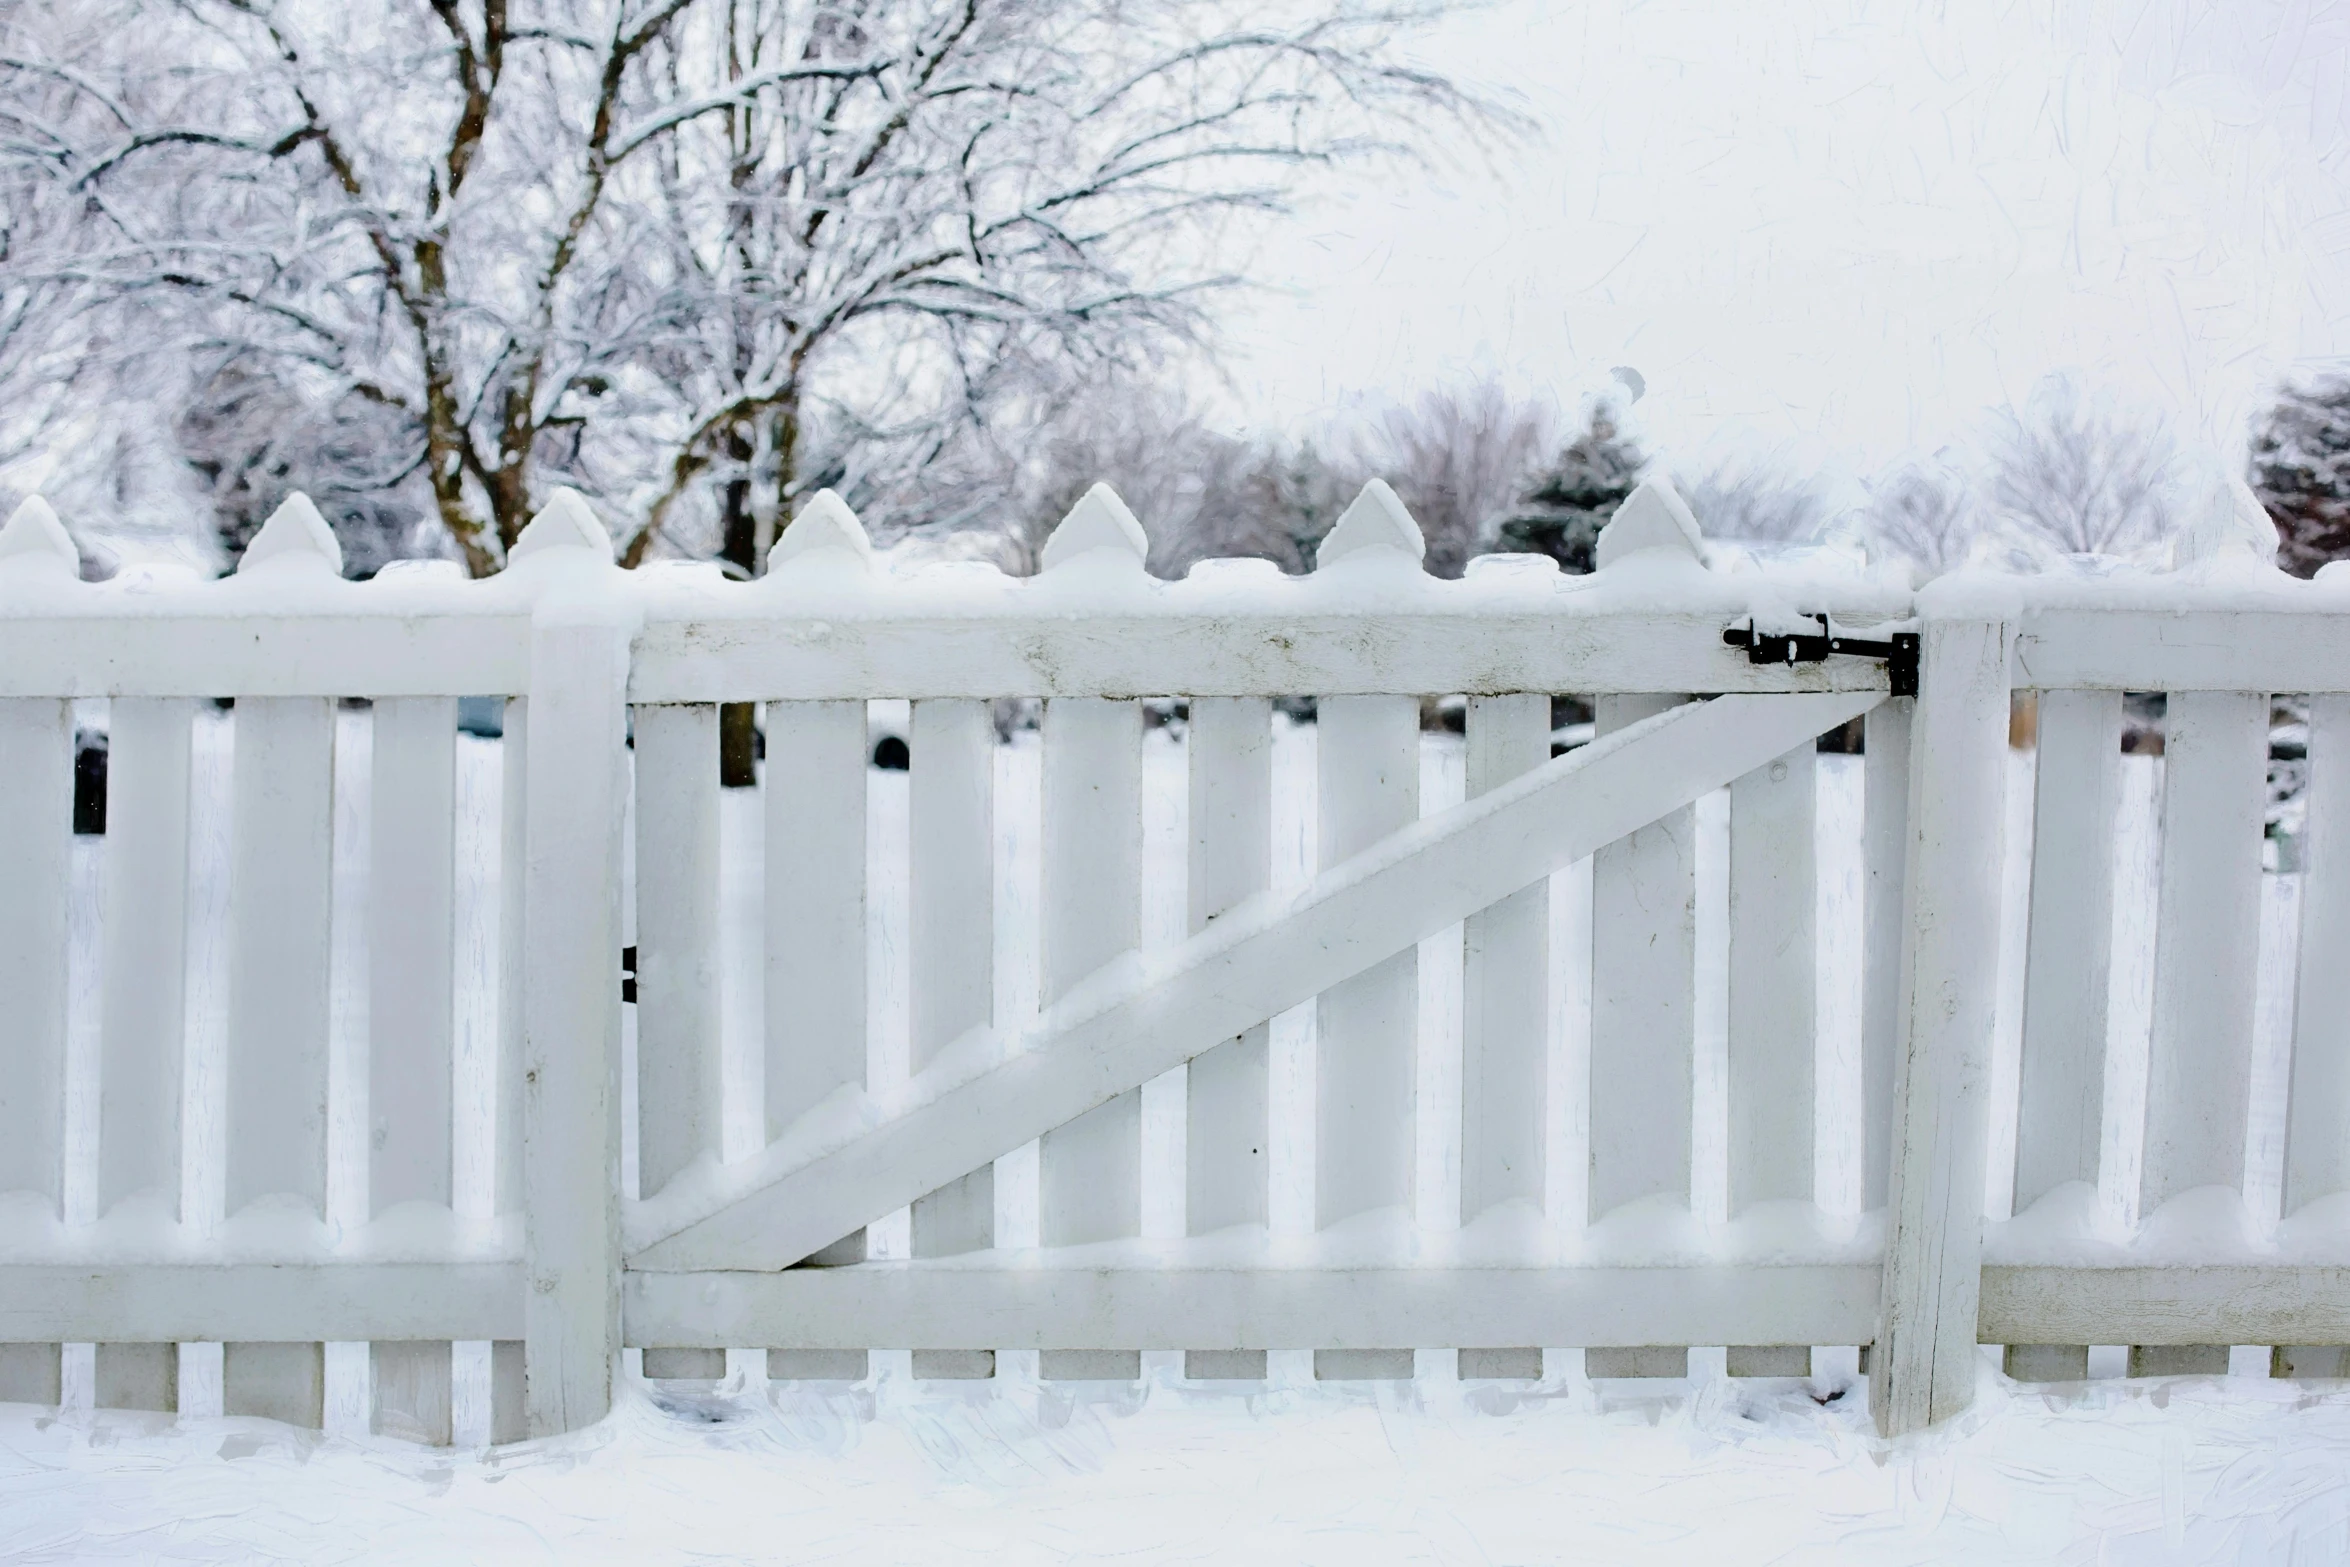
509, 487, 612, 566
1316, 479, 1425, 567
1040, 482, 1149, 572
1594, 476, 1706, 569
769, 488, 874, 571
2173, 473, 2280, 571
0, 494, 79, 575
238, 492, 344, 575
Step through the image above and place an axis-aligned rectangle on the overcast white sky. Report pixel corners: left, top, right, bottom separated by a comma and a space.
1209, 0, 2350, 478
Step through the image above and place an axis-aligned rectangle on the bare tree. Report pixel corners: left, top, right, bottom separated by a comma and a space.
0, 7, 122, 510
8, 0, 1495, 575
1677, 449, 1830, 544
1985, 373, 2181, 556
919, 374, 1359, 578
1359, 381, 1555, 577
1862, 453, 1979, 576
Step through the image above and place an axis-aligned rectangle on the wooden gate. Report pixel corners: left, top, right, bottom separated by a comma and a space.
596, 478, 1983, 1431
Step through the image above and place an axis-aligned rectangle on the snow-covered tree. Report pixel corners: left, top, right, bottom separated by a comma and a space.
2249, 367, 2350, 578
5, 0, 1490, 574
1495, 395, 1644, 573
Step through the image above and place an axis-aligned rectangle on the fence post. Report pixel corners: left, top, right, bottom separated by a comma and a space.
516, 497, 634, 1437
1871, 610, 2011, 1436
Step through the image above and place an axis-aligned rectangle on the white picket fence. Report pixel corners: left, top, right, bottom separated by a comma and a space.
0, 470, 2343, 1447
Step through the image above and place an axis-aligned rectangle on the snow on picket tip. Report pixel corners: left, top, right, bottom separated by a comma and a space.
1594, 476, 1704, 569
769, 488, 875, 570
237, 492, 344, 575
1316, 479, 1425, 566
509, 487, 613, 565
1040, 482, 1148, 571
0, 494, 78, 574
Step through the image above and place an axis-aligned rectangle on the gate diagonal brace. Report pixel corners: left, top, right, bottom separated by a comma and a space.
1724, 614, 1920, 697
626, 687, 1884, 1273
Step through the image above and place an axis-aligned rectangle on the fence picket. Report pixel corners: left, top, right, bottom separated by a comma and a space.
0, 697, 70, 1407
1314, 692, 1419, 1380
1185, 696, 1273, 1381
2005, 687, 2121, 1381
95, 696, 193, 1412
632, 703, 724, 1380
2280, 693, 2350, 1375
97, 699, 193, 1219
1861, 697, 1913, 1211
366, 696, 457, 1440
487, 697, 527, 1441
0, 697, 72, 1208
1039, 696, 1144, 1380
2286, 693, 2350, 1214
1725, 741, 1817, 1377
2134, 689, 2269, 1375
762, 699, 871, 1379
1728, 744, 1817, 1210
1586, 692, 1695, 1378
909, 697, 996, 1379
222, 695, 336, 1426
1456, 694, 1549, 1381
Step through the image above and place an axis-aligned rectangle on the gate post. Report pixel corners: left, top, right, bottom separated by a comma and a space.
515, 500, 635, 1437
1871, 609, 2012, 1436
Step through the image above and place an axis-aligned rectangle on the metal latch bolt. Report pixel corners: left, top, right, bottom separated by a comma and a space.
1722, 614, 1920, 698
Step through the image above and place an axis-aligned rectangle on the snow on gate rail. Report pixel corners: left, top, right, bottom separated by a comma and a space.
0, 470, 2341, 1446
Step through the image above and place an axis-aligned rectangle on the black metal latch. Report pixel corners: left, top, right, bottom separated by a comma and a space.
1723, 614, 1920, 698
621, 945, 637, 1004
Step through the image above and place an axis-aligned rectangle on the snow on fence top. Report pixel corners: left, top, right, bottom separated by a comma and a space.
0, 479, 1917, 700
1, 469, 2348, 1449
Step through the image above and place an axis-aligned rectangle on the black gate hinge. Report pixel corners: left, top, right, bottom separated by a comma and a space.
1722, 614, 1920, 698
621, 945, 637, 1005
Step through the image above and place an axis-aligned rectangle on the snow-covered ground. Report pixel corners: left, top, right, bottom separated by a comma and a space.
9, 707, 2347, 1561
8, 1358, 2350, 1562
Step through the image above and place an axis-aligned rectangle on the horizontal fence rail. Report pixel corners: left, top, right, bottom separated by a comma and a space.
0, 477, 2346, 1444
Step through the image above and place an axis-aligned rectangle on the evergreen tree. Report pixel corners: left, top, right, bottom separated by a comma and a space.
2250, 368, 2350, 578
1496, 403, 1646, 573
